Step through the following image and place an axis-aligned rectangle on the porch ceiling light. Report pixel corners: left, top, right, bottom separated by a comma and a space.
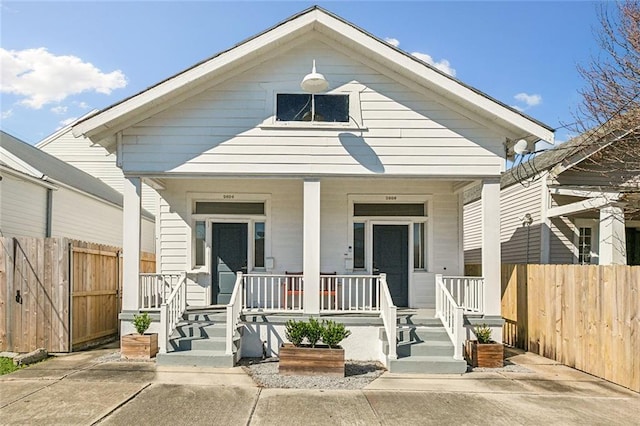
300, 60, 329, 93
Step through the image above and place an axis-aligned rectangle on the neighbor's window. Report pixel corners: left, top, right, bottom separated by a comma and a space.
254, 222, 265, 268
414, 223, 426, 269
353, 222, 365, 269
276, 94, 349, 123
195, 221, 206, 267
578, 227, 592, 264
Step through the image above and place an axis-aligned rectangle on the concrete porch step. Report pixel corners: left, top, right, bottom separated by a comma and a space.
380, 326, 451, 343
384, 339, 455, 358
388, 356, 468, 374
174, 322, 227, 338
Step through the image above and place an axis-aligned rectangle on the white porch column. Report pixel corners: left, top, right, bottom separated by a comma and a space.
599, 204, 627, 265
122, 176, 142, 311
481, 179, 502, 320
303, 179, 321, 314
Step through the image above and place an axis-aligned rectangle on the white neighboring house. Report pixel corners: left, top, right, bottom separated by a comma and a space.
0, 131, 155, 252
37, 115, 159, 216
464, 132, 640, 266
72, 7, 554, 370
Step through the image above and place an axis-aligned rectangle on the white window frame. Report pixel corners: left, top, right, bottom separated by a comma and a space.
574, 219, 598, 265
259, 81, 366, 130
187, 192, 271, 274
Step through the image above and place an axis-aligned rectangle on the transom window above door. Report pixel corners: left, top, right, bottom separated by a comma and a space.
276, 94, 349, 123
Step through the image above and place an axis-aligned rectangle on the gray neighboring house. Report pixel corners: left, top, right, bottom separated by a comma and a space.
464, 131, 640, 267
0, 131, 155, 251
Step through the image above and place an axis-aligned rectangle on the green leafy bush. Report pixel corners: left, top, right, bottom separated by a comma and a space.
474, 323, 493, 344
321, 320, 351, 348
133, 312, 152, 335
285, 319, 307, 347
306, 317, 323, 348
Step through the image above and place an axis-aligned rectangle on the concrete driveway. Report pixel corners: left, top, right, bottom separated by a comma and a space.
1, 347, 638, 425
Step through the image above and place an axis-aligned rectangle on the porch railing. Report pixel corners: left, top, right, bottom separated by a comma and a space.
379, 273, 397, 360
226, 272, 244, 356
159, 272, 187, 354
435, 274, 464, 360
243, 273, 382, 313
442, 276, 485, 313
139, 273, 182, 310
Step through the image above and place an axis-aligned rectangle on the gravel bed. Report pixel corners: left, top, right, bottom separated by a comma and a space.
240, 358, 386, 389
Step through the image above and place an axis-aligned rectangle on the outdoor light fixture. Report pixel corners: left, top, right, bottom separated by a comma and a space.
300, 60, 329, 93
521, 213, 533, 226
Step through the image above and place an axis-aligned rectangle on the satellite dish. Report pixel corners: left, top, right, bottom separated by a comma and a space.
513, 139, 529, 155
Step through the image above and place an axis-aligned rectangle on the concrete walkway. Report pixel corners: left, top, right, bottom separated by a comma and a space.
1, 347, 638, 425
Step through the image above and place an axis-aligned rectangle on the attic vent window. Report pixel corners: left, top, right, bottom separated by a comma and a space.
276, 94, 349, 123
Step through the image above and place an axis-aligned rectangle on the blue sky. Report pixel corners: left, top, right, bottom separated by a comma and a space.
1, 1, 602, 145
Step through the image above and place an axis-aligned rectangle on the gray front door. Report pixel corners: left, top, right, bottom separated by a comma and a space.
373, 224, 409, 307
212, 223, 247, 304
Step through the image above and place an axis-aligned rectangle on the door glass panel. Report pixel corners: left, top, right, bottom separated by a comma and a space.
354, 203, 425, 216
195, 202, 264, 215
195, 221, 205, 266
353, 222, 365, 269
254, 222, 265, 268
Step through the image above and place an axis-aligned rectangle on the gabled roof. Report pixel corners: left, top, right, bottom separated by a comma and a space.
1, 131, 153, 219
73, 6, 554, 147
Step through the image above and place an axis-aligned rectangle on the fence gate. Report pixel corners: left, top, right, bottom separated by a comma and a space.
0, 237, 70, 352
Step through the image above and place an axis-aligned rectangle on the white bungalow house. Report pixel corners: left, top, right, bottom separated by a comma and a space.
464, 130, 640, 267
72, 7, 554, 372
0, 130, 155, 251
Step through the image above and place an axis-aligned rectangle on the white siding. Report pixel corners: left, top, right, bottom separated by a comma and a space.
50, 187, 123, 247
0, 173, 48, 238
157, 177, 459, 307
39, 128, 158, 215
121, 40, 504, 177
463, 178, 543, 264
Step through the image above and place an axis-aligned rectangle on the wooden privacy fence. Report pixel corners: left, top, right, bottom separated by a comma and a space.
0, 237, 156, 353
501, 264, 640, 392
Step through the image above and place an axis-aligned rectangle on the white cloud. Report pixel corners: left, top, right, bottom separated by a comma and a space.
385, 37, 400, 47
51, 105, 68, 114
74, 101, 90, 109
0, 47, 127, 109
411, 52, 456, 77
514, 92, 542, 107
1, 109, 13, 119
56, 116, 78, 130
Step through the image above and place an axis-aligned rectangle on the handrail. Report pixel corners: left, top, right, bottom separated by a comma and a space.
442, 276, 485, 313
435, 274, 464, 360
139, 273, 182, 309
378, 274, 397, 361
226, 272, 244, 356
159, 272, 187, 354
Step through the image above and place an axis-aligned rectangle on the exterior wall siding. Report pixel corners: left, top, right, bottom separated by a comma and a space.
463, 178, 543, 264
39, 128, 158, 215
121, 40, 504, 177
0, 173, 48, 238
158, 178, 459, 308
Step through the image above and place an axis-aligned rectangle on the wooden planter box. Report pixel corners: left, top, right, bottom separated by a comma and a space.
279, 343, 345, 377
466, 340, 504, 368
121, 333, 158, 360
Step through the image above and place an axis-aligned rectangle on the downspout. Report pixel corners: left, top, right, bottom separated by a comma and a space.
45, 188, 53, 237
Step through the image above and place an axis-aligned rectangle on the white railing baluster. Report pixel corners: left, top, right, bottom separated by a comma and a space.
158, 272, 187, 354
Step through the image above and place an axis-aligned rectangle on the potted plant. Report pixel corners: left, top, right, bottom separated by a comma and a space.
121, 312, 158, 360
279, 318, 351, 377
466, 323, 503, 368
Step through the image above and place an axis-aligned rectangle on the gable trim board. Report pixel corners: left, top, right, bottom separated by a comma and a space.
73, 6, 554, 149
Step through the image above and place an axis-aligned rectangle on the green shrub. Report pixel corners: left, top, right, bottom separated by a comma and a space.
474, 323, 493, 344
285, 319, 307, 347
306, 317, 323, 348
133, 312, 152, 335
0, 357, 20, 375
320, 320, 351, 348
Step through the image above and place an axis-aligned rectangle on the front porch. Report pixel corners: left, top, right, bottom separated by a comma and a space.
136, 271, 490, 372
